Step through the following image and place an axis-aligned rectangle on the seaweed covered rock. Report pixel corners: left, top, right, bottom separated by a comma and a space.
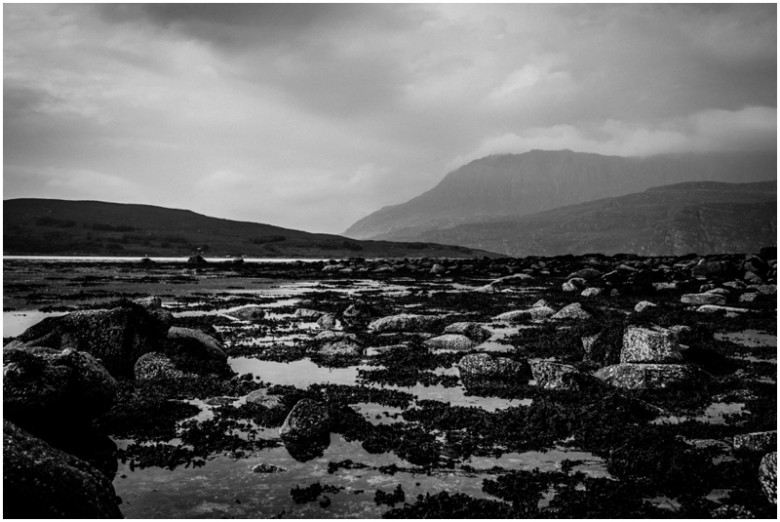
759, 452, 777, 505
316, 313, 338, 330
280, 399, 331, 442
368, 314, 441, 333
594, 363, 709, 390
167, 326, 226, 360
443, 322, 492, 342
621, 326, 682, 363
11, 302, 170, 377
3, 420, 122, 519
530, 360, 590, 390
3, 347, 117, 430
318, 340, 363, 357
133, 352, 185, 381
732, 431, 778, 453
425, 334, 475, 352
341, 302, 374, 331
457, 353, 531, 382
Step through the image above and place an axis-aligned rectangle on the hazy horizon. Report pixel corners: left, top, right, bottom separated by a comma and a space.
4, 3, 777, 233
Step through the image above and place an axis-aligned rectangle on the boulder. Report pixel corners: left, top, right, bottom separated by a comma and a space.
133, 352, 185, 381
634, 300, 657, 313
3, 347, 117, 430
457, 353, 531, 382
744, 271, 764, 284
133, 296, 162, 309
230, 305, 266, 321
11, 302, 170, 377
167, 326, 227, 360
294, 308, 324, 319
3, 420, 122, 518
279, 399, 331, 442
550, 302, 592, 321
187, 254, 208, 265
494, 306, 556, 322
759, 452, 777, 505
620, 326, 682, 363
430, 263, 446, 275
443, 322, 492, 342
314, 330, 357, 342
368, 314, 441, 333
731, 431, 777, 453
594, 363, 709, 390
319, 340, 363, 357
681, 293, 727, 306
562, 278, 586, 292
245, 389, 285, 410
425, 334, 476, 352
316, 313, 338, 330
530, 360, 589, 390
580, 287, 603, 298
738, 292, 760, 303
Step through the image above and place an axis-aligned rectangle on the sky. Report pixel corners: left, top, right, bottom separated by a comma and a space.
3, 3, 777, 233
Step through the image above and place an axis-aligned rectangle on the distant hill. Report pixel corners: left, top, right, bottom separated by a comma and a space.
2, 199, 493, 258
344, 150, 776, 241
422, 181, 777, 256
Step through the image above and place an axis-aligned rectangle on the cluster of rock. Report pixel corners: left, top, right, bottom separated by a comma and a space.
3, 298, 235, 517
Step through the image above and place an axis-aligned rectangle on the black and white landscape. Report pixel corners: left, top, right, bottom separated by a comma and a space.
3, 3, 777, 519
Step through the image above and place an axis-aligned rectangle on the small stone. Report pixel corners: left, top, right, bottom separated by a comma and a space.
580, 287, 603, 297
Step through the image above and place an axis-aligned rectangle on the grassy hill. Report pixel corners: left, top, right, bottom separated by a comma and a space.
2, 199, 494, 258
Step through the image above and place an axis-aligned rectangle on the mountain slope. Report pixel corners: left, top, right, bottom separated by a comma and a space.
422, 181, 777, 256
2, 199, 492, 258
344, 150, 776, 240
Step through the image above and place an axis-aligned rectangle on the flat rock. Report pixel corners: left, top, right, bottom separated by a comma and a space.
294, 308, 324, 319
621, 326, 682, 363
681, 293, 727, 305
230, 305, 266, 321
494, 306, 556, 322
594, 363, 709, 390
319, 340, 362, 357
696, 305, 752, 315
457, 353, 531, 381
550, 302, 592, 321
425, 334, 476, 352
368, 314, 441, 333
634, 300, 657, 313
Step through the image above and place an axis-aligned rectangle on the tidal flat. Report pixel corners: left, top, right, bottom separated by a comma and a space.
3, 255, 777, 518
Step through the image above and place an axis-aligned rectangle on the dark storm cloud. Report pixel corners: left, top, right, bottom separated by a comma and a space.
4, 3, 776, 233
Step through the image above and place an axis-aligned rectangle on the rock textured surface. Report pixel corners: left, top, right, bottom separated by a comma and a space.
621, 326, 682, 363
594, 363, 709, 390
280, 399, 331, 442
3, 420, 122, 518
759, 452, 777, 505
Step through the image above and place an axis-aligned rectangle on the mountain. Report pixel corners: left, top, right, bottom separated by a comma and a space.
422, 181, 777, 256
2, 199, 493, 258
344, 150, 776, 241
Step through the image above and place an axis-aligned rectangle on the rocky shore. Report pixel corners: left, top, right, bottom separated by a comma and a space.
3, 250, 777, 517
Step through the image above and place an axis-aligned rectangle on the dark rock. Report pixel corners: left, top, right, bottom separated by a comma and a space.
569, 268, 603, 280
187, 254, 208, 265
582, 330, 622, 367
167, 326, 227, 360
341, 303, 374, 331
280, 399, 331, 442
12, 302, 170, 377
594, 363, 709, 390
3, 420, 122, 518
620, 326, 682, 363
443, 322, 492, 342
759, 452, 777, 505
494, 305, 555, 321
3, 347, 117, 430
245, 389, 285, 410
368, 314, 442, 333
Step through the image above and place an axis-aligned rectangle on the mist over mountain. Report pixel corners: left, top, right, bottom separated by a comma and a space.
344, 150, 776, 241
2, 199, 490, 258
414, 181, 777, 257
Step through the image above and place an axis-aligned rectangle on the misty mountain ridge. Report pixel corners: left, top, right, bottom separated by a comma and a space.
414, 180, 777, 257
344, 149, 776, 241
2, 199, 490, 258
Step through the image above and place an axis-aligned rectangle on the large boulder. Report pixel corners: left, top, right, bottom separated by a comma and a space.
457, 353, 531, 381
530, 360, 590, 391
759, 452, 777, 505
620, 326, 682, 363
167, 326, 227, 360
425, 334, 475, 352
368, 314, 441, 333
3, 420, 122, 518
444, 322, 492, 342
11, 302, 170, 377
280, 399, 331, 442
594, 363, 709, 390
3, 347, 117, 430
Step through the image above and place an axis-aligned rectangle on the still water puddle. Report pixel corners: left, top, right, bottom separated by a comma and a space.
3, 310, 67, 338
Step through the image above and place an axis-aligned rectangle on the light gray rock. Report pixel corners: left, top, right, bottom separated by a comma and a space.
594, 363, 709, 390
580, 287, 603, 297
425, 334, 476, 352
759, 452, 777, 505
457, 353, 531, 381
368, 314, 441, 333
443, 322, 492, 342
230, 305, 266, 321
245, 389, 285, 410
319, 340, 362, 357
550, 302, 592, 321
634, 300, 657, 313
530, 360, 588, 390
621, 326, 682, 363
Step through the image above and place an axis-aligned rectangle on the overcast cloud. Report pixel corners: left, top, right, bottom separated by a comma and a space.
4, 3, 776, 233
